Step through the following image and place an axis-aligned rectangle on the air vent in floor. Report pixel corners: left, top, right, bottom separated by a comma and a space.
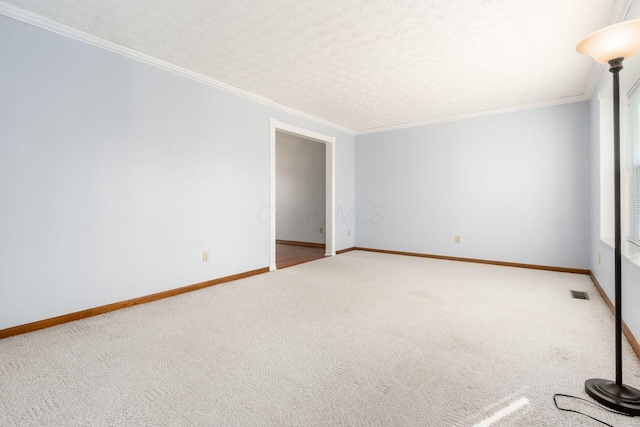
571, 290, 589, 300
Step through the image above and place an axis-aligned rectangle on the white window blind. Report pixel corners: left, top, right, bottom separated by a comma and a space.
630, 82, 640, 247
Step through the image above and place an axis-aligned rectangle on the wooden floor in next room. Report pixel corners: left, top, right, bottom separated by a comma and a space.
276, 242, 326, 269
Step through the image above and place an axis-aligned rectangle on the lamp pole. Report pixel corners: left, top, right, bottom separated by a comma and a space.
610, 56, 623, 388
577, 19, 640, 416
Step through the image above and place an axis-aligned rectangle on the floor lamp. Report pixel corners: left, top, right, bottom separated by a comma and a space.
577, 18, 640, 416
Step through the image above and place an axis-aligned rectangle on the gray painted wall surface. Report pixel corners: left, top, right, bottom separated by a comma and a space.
356, 102, 590, 269
589, 1, 640, 346
276, 133, 326, 244
0, 15, 355, 329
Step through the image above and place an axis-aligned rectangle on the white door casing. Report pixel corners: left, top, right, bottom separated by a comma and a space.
270, 119, 336, 271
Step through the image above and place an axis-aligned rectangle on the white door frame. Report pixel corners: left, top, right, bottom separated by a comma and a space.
270, 119, 336, 271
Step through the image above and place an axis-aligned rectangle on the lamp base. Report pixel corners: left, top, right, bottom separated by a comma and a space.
585, 378, 640, 416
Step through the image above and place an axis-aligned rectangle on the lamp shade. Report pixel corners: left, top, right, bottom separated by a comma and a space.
576, 18, 640, 63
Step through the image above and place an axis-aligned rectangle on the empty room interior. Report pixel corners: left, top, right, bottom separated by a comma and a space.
3, 0, 640, 425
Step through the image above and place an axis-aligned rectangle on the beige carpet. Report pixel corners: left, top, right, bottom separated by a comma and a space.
2, 251, 640, 426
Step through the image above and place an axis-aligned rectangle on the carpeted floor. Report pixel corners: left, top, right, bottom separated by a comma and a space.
2, 250, 640, 426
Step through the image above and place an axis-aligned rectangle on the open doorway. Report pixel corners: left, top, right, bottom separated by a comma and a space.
275, 131, 325, 269
269, 119, 335, 271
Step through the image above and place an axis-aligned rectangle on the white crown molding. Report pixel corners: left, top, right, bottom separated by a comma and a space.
0, 2, 355, 136
357, 0, 634, 135
584, 65, 606, 101
1, 1, 625, 137
609, 0, 633, 26
355, 95, 590, 135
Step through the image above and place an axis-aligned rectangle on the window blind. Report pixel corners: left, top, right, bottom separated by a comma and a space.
629, 83, 640, 247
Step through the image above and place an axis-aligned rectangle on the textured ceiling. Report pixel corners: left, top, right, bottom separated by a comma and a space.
1, 0, 618, 131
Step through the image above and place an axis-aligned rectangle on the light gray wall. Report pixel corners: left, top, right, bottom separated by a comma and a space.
0, 14, 355, 330
589, 1, 640, 345
355, 102, 590, 269
276, 133, 326, 244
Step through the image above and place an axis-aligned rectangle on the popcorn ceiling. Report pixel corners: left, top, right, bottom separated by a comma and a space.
2, 0, 614, 131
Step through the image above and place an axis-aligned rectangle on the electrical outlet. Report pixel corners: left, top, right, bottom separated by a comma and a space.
598, 253, 601, 264
202, 251, 209, 262
348, 230, 351, 237
455, 235, 461, 244
319, 227, 323, 234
